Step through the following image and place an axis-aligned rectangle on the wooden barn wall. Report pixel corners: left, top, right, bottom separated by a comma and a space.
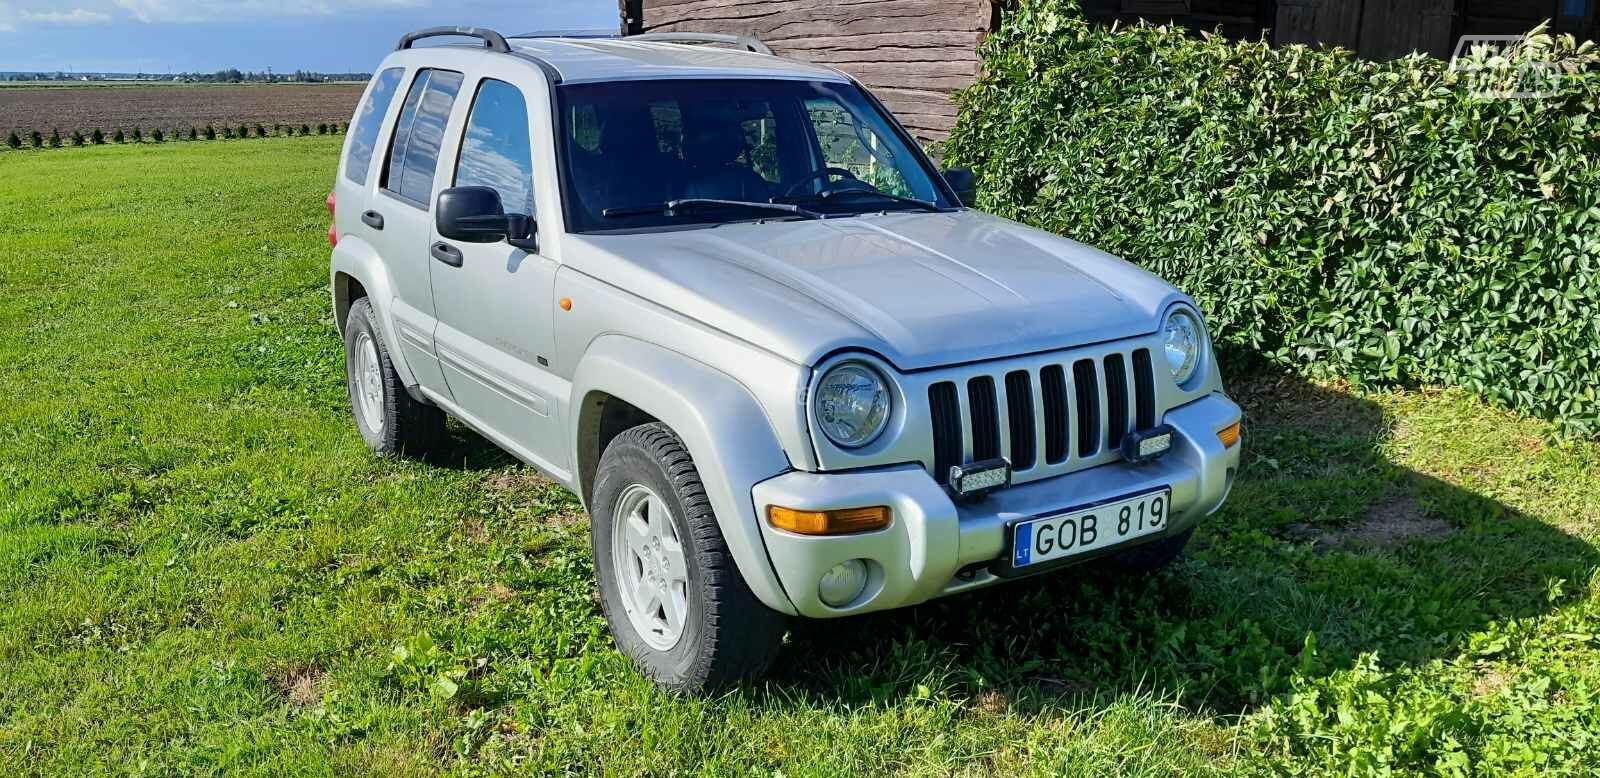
632, 0, 997, 144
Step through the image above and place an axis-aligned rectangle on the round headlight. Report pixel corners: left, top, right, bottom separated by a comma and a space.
814, 362, 891, 448
1163, 309, 1202, 385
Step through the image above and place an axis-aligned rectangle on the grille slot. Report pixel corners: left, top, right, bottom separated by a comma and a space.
929, 381, 961, 482
921, 344, 1160, 485
968, 375, 1000, 461
1104, 353, 1130, 451
1132, 348, 1156, 429
1072, 359, 1099, 457
1003, 370, 1035, 470
1040, 364, 1069, 465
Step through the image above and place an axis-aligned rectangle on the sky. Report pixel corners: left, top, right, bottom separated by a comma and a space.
0, 0, 618, 73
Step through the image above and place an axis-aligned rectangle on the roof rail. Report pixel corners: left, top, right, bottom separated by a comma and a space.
396, 26, 511, 54
627, 32, 773, 55
510, 29, 620, 41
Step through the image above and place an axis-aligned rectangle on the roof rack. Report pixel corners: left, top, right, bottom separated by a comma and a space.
396, 26, 511, 53
626, 32, 773, 55
510, 29, 621, 41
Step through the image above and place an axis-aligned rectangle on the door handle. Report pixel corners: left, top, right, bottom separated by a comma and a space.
431, 241, 464, 267
361, 210, 384, 229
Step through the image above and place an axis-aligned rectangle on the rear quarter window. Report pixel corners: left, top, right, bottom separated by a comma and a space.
382, 69, 465, 208
343, 67, 403, 186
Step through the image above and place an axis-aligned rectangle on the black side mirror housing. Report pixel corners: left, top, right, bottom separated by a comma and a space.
943, 167, 977, 207
437, 186, 537, 251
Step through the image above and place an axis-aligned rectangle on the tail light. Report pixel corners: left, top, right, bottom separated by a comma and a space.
326, 190, 338, 247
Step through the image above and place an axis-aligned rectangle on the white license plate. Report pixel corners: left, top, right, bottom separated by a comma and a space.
1010, 488, 1171, 568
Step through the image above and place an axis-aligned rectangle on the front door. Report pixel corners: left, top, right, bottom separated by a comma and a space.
428, 75, 569, 480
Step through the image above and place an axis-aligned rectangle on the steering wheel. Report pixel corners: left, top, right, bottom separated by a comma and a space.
781, 166, 864, 198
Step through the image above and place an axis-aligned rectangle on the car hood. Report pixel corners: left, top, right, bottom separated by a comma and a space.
564, 210, 1186, 370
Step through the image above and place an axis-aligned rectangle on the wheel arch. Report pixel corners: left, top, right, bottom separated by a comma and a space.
570, 335, 799, 615
329, 235, 418, 388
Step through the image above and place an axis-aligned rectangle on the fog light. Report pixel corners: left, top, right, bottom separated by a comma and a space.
818, 559, 869, 607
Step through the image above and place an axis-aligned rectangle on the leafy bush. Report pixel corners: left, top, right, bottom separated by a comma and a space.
151, 128, 164, 143
5, 131, 18, 149
300, 123, 311, 136
30, 130, 43, 148
204, 125, 216, 141
131, 127, 142, 142
48, 128, 61, 148
255, 123, 266, 138
91, 128, 104, 145
317, 122, 328, 135
946, 5, 1600, 433
70, 130, 84, 146
112, 128, 125, 143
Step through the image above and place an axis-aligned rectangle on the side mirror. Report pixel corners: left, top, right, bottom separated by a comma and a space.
437, 186, 538, 251
943, 167, 977, 207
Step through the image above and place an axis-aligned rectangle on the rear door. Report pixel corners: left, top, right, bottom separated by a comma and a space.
428, 71, 570, 479
367, 67, 465, 395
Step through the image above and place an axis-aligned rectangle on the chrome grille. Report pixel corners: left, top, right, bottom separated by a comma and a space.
927, 347, 1157, 483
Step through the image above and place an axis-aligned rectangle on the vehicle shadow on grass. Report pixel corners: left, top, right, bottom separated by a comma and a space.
761, 371, 1600, 716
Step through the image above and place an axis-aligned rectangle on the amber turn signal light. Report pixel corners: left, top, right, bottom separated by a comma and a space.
767, 505, 890, 536
1217, 420, 1241, 448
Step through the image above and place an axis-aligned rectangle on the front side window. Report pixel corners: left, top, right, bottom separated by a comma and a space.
804, 97, 915, 199
344, 67, 403, 185
455, 79, 535, 216
383, 68, 464, 208
556, 79, 952, 232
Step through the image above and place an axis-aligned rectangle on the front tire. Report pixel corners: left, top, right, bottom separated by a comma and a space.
342, 297, 445, 457
591, 423, 786, 692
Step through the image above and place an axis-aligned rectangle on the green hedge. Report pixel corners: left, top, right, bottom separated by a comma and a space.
945, 4, 1600, 434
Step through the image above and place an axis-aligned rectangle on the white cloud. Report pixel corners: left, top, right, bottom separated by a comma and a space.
21, 8, 112, 24
112, 0, 429, 24
0, 0, 431, 29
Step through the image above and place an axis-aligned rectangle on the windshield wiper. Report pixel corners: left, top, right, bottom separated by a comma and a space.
779, 189, 943, 213
602, 198, 821, 220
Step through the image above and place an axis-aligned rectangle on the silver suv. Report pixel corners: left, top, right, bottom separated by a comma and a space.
329, 27, 1242, 692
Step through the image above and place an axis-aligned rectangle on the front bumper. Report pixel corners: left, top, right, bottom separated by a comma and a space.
751, 392, 1241, 618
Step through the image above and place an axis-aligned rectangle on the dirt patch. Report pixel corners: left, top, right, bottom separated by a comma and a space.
482, 469, 550, 494
1471, 664, 1512, 697
462, 515, 490, 544
270, 663, 326, 708
1284, 494, 1455, 552
1345, 495, 1454, 548
968, 690, 1011, 717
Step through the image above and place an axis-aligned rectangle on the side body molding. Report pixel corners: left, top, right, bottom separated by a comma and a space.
571, 335, 799, 615
330, 234, 418, 388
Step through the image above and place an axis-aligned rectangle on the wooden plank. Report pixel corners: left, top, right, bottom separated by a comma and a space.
638, 0, 990, 142
1275, 0, 1363, 48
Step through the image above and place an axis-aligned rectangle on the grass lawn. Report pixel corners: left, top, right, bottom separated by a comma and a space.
1, 137, 1597, 775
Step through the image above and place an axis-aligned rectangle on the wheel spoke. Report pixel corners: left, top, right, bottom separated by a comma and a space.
624, 513, 652, 559
659, 584, 684, 633
659, 535, 687, 582
646, 496, 670, 538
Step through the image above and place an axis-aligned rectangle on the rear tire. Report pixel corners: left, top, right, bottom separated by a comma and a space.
591, 422, 787, 692
1107, 527, 1194, 573
342, 297, 445, 457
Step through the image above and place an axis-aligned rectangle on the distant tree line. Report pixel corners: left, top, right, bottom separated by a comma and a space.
3, 70, 371, 83
5, 122, 346, 150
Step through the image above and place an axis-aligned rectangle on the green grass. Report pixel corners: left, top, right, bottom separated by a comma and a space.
1, 137, 1597, 775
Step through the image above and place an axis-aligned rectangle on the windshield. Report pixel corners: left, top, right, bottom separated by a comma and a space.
556, 78, 955, 232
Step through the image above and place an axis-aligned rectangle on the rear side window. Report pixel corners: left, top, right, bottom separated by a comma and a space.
383, 68, 465, 208
455, 79, 535, 216
343, 67, 403, 185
